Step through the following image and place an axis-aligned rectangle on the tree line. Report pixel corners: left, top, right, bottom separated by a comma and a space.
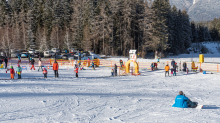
0, 0, 219, 58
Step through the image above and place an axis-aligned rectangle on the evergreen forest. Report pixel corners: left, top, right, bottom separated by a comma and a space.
0, 0, 220, 57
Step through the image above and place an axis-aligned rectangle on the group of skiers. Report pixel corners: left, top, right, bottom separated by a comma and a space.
164, 59, 179, 77
2, 57, 80, 79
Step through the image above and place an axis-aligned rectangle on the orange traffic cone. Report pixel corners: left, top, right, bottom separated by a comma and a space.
48, 66, 49, 69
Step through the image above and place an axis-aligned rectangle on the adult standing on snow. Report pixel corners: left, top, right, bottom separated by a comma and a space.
30, 58, 35, 70
74, 66, 78, 78
165, 64, 170, 77
114, 64, 117, 76
171, 59, 175, 68
183, 62, 187, 72
4, 57, 8, 69
38, 60, 43, 71
53, 61, 59, 78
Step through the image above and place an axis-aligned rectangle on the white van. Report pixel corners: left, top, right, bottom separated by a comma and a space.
28, 49, 35, 54
44, 50, 55, 58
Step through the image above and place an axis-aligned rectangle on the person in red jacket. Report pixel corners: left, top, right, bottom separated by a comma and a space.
74, 66, 78, 78
53, 61, 59, 78
43, 68, 48, 78
7, 66, 15, 79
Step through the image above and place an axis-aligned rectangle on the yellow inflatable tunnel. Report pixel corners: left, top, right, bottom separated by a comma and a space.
125, 60, 139, 74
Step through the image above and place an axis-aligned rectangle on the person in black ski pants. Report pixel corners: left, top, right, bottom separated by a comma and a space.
4, 57, 8, 69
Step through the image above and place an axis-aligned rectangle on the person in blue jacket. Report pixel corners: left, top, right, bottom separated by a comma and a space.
172, 91, 197, 108
172, 91, 189, 108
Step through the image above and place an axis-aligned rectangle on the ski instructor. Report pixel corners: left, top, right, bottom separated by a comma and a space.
53, 61, 59, 78
172, 91, 197, 108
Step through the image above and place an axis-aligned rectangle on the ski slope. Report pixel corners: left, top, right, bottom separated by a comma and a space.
0, 63, 220, 122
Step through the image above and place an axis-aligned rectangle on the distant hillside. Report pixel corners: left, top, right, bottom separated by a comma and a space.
169, 0, 220, 21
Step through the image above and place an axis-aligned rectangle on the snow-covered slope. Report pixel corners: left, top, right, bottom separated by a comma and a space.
0, 61, 220, 122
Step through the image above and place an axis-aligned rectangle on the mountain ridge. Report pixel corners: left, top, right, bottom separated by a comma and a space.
169, 0, 220, 21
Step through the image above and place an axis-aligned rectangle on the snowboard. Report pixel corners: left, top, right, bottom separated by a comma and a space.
195, 104, 203, 109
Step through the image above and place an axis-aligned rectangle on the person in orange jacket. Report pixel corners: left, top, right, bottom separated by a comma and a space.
53, 61, 59, 78
74, 66, 79, 78
165, 64, 170, 77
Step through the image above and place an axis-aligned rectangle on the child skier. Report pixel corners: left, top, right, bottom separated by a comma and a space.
7, 66, 15, 79
92, 62, 95, 70
30, 58, 35, 70
16, 64, 22, 79
74, 66, 79, 78
18, 55, 21, 64
111, 69, 114, 76
151, 62, 154, 71
165, 64, 170, 77
43, 68, 48, 78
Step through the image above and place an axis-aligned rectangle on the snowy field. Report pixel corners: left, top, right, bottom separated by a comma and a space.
0, 64, 220, 122
1, 42, 220, 122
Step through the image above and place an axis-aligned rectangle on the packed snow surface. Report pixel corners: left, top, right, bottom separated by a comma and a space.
0, 64, 220, 122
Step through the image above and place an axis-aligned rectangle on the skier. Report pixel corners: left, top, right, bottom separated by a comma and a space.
30, 58, 35, 70
16, 64, 22, 79
114, 64, 117, 76
7, 66, 15, 79
171, 59, 175, 68
151, 62, 154, 71
172, 64, 177, 76
111, 69, 114, 76
4, 57, 8, 69
74, 66, 78, 78
38, 60, 43, 71
43, 68, 48, 78
157, 58, 160, 63
53, 61, 59, 78
18, 55, 21, 64
172, 91, 197, 108
92, 62, 95, 70
120, 59, 123, 67
165, 64, 170, 77
154, 62, 158, 69
183, 62, 187, 72
39, 55, 41, 61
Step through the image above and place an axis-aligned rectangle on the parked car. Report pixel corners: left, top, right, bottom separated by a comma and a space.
34, 52, 44, 58
28, 49, 35, 54
21, 52, 30, 58
62, 53, 75, 60
51, 55, 63, 59
11, 52, 20, 58
68, 56, 78, 61
44, 50, 55, 58
51, 48, 61, 55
